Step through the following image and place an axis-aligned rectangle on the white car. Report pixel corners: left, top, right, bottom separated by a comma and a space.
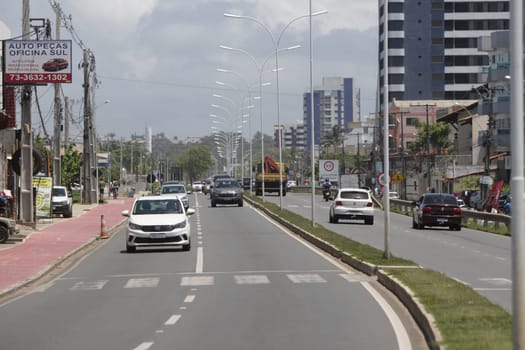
159, 183, 189, 210
121, 196, 195, 253
192, 181, 203, 192
329, 188, 374, 225
52, 186, 73, 218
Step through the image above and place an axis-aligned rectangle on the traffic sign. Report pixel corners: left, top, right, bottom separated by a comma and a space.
392, 173, 403, 183
377, 172, 391, 186
319, 159, 339, 182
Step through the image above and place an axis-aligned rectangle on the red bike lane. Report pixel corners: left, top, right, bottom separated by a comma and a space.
0, 197, 134, 296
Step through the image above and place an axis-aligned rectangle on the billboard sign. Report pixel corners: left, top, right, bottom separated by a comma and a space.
2, 40, 72, 84
33, 176, 52, 218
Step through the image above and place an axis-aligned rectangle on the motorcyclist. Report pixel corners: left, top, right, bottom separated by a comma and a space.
322, 178, 332, 201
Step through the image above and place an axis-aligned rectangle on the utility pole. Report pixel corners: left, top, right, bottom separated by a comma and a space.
52, 7, 62, 186
82, 49, 93, 203
63, 97, 70, 151
20, 0, 34, 224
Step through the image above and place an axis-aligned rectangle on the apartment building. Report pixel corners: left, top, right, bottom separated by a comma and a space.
379, 0, 510, 109
303, 77, 359, 147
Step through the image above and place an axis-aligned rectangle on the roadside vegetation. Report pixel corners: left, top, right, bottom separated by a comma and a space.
246, 194, 512, 349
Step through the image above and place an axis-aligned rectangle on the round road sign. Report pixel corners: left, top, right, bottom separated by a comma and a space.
323, 160, 335, 172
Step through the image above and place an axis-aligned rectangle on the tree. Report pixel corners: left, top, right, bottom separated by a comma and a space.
408, 121, 451, 154
321, 125, 344, 153
61, 146, 83, 189
176, 145, 213, 182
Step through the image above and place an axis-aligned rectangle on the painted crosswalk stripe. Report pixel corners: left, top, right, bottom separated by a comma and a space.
70, 280, 108, 291
234, 275, 270, 285
181, 276, 214, 286
287, 274, 326, 283
125, 278, 160, 288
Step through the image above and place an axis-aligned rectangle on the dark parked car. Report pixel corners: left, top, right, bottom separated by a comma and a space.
412, 193, 462, 231
42, 58, 68, 72
210, 178, 243, 207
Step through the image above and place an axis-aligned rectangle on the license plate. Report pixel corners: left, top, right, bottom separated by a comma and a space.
151, 232, 166, 239
437, 218, 448, 223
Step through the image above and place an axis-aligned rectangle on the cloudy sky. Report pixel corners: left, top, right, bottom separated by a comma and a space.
1, 1, 378, 141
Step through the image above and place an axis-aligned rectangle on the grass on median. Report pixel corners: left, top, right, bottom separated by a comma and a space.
247, 193, 513, 350
385, 268, 512, 350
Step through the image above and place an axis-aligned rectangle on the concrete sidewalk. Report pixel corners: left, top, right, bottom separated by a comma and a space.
0, 197, 134, 297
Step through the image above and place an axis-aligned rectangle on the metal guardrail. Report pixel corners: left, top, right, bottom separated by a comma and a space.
389, 199, 511, 230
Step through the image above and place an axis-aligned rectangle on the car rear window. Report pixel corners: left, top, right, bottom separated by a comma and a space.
161, 185, 185, 194
340, 191, 368, 200
216, 180, 239, 188
424, 194, 457, 205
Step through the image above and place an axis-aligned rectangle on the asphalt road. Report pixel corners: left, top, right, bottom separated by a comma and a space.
0, 193, 427, 350
263, 192, 512, 313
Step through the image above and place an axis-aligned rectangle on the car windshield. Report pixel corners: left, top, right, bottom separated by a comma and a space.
340, 191, 368, 199
161, 185, 185, 194
215, 180, 239, 188
133, 199, 182, 215
52, 188, 66, 196
423, 194, 457, 205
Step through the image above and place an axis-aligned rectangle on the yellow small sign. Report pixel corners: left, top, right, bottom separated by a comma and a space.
392, 173, 403, 183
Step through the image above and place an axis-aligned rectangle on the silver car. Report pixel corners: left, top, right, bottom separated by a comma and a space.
210, 178, 243, 207
159, 184, 189, 210
121, 196, 195, 253
329, 188, 374, 225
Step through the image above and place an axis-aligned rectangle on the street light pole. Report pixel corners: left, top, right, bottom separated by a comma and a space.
225, 10, 326, 210
510, 1, 525, 347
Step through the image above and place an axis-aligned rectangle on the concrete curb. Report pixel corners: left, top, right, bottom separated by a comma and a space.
245, 195, 442, 350
377, 270, 443, 350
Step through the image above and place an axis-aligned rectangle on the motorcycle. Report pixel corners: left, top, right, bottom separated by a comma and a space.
0, 191, 12, 218
323, 188, 332, 202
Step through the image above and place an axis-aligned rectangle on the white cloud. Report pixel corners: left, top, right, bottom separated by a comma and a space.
252, 0, 377, 36
0, 21, 12, 40
69, 0, 159, 32
117, 51, 159, 80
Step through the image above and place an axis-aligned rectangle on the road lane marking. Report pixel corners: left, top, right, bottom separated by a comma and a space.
287, 274, 326, 283
70, 280, 107, 291
133, 342, 154, 350
184, 295, 196, 303
196, 246, 203, 273
361, 282, 412, 350
124, 278, 159, 288
234, 275, 270, 284
181, 276, 214, 286
165, 314, 182, 325
480, 278, 512, 286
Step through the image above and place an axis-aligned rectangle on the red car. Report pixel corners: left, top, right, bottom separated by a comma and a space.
412, 193, 462, 231
42, 58, 68, 72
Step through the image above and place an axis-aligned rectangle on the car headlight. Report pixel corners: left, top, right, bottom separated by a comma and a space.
174, 220, 187, 229
129, 222, 141, 230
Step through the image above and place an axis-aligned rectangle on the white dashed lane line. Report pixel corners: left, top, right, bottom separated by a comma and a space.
165, 314, 182, 325
184, 295, 196, 303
